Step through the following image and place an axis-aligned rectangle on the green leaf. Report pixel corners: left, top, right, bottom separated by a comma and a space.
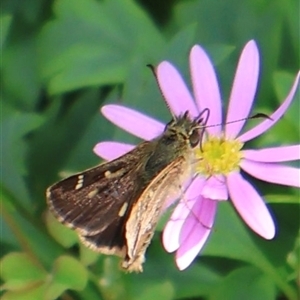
2, 37, 41, 110
1, 283, 48, 300
273, 71, 300, 139
162, 23, 198, 67
281, 0, 300, 55
286, 233, 300, 283
210, 266, 276, 300
203, 202, 263, 263
122, 237, 222, 300
53, 255, 88, 289
207, 44, 236, 65
1, 104, 44, 207
121, 56, 170, 124
62, 89, 121, 170
203, 202, 298, 299
135, 281, 174, 300
45, 211, 78, 248
273, 71, 298, 101
79, 243, 100, 267
38, 0, 165, 94
45, 255, 88, 299
0, 252, 47, 291
27, 89, 101, 196
0, 14, 12, 50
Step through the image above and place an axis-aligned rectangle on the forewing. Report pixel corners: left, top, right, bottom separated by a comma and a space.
47, 142, 151, 253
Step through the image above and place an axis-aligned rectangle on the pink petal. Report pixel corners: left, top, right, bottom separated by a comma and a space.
201, 175, 228, 200
242, 145, 300, 162
93, 141, 135, 161
240, 159, 300, 187
227, 171, 275, 239
163, 198, 196, 253
101, 105, 164, 140
163, 176, 205, 252
190, 45, 222, 135
225, 40, 259, 139
239, 71, 300, 142
156, 62, 198, 117
175, 198, 217, 270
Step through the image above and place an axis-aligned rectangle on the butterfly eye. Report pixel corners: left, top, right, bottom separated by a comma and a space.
189, 129, 200, 147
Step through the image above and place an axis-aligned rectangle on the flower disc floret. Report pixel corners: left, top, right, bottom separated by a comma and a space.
195, 136, 244, 176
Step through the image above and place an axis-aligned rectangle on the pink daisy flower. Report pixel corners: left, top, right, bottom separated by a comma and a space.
94, 40, 300, 270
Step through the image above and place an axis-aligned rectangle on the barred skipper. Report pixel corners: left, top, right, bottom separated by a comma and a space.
46, 109, 209, 272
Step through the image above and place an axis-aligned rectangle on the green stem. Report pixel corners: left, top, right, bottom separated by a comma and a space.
254, 252, 297, 300
1, 204, 45, 270
1, 185, 63, 267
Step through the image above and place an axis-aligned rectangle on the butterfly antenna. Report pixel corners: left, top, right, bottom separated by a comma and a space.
196, 110, 271, 151
196, 108, 210, 127
196, 108, 210, 151
147, 64, 177, 121
205, 112, 272, 129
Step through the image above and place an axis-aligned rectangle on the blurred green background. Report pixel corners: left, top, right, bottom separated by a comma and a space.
1, 0, 299, 299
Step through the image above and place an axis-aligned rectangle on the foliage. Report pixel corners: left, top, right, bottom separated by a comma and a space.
1, 0, 299, 299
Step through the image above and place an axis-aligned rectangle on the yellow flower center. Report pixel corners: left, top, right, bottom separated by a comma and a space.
195, 135, 244, 176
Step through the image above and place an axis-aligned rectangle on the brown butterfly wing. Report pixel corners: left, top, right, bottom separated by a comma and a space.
47, 142, 153, 254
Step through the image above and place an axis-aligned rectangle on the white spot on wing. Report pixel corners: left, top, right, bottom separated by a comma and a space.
105, 169, 126, 179
88, 188, 99, 198
118, 202, 128, 217
75, 174, 84, 190
104, 170, 111, 178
